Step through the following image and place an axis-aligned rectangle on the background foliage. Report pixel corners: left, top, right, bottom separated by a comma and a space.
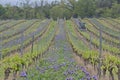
0, 0, 120, 20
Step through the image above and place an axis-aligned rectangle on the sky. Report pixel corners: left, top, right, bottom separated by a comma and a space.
0, 0, 59, 6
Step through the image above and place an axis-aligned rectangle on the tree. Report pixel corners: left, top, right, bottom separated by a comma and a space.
61, 0, 78, 17
76, 0, 96, 18
50, 5, 72, 20
0, 5, 5, 19
42, 1, 51, 18
117, 0, 120, 4
3, 4, 14, 19
111, 3, 120, 17
20, 0, 31, 19
0, 0, 120, 19
97, 0, 113, 8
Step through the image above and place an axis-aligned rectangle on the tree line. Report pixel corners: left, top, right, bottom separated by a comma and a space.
0, 0, 120, 20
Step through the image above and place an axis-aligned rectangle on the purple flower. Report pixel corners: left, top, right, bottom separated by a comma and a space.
53, 65, 59, 71
20, 71, 27, 77
66, 77, 74, 80
80, 66, 84, 69
85, 72, 90, 76
92, 75, 98, 80
68, 70, 75, 75
86, 76, 91, 80
81, 68, 86, 73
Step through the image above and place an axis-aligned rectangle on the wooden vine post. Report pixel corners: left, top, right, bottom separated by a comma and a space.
4, 68, 11, 80
14, 32, 24, 80
118, 64, 120, 80
0, 33, 2, 60
98, 26, 102, 78
31, 33, 34, 53
118, 35, 120, 80
20, 32, 24, 56
89, 33, 92, 49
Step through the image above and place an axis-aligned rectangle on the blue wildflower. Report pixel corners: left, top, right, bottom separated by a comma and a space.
20, 71, 27, 77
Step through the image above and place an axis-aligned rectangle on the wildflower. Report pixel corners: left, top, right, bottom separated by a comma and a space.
66, 76, 74, 80
92, 75, 98, 80
20, 71, 27, 77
